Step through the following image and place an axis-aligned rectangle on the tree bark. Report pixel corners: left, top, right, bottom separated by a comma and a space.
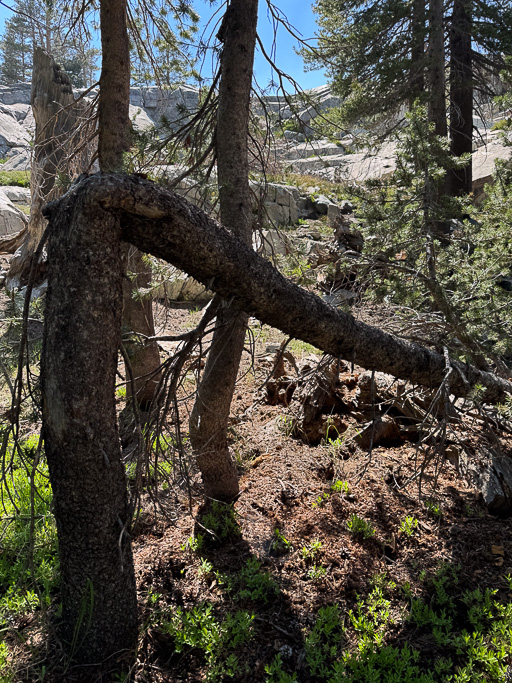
98, 0, 130, 173
122, 246, 161, 408
410, 0, 426, 104
98, 0, 161, 411
189, 0, 259, 502
6, 48, 81, 288
41, 182, 137, 667
448, 0, 473, 196
44, 174, 512, 406
428, 0, 447, 137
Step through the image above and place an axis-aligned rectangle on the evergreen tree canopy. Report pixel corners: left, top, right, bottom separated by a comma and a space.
304, 0, 512, 132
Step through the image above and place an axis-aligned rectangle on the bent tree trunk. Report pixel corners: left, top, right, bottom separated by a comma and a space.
41, 172, 512, 664
41, 186, 137, 666
189, 0, 259, 502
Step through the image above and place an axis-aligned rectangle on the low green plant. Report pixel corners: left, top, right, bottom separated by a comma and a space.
0, 437, 57, 626
0, 170, 30, 187
308, 564, 327, 581
0, 641, 13, 682
271, 528, 293, 555
198, 558, 213, 578
201, 501, 241, 543
180, 534, 204, 553
424, 499, 442, 518
346, 514, 375, 539
264, 653, 298, 682
277, 415, 295, 438
116, 384, 127, 399
260, 562, 512, 681
236, 557, 279, 603
348, 581, 395, 647
305, 605, 343, 678
399, 516, 418, 537
312, 492, 330, 508
300, 539, 323, 563
331, 480, 350, 495
161, 603, 254, 682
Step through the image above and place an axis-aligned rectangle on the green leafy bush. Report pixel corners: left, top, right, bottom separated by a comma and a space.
0, 170, 30, 187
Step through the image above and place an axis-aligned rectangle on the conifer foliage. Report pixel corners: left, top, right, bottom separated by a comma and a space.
305, 0, 512, 189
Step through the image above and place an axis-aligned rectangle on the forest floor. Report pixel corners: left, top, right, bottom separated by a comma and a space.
2, 253, 512, 682
124, 302, 512, 682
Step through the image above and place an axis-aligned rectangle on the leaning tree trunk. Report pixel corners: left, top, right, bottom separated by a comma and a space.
448, 0, 473, 196
43, 174, 512, 405
427, 0, 447, 137
189, 0, 259, 502
98, 0, 161, 410
4, 48, 84, 288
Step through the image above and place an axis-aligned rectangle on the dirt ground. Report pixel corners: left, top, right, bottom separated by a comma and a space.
123, 300, 512, 682
3, 281, 512, 682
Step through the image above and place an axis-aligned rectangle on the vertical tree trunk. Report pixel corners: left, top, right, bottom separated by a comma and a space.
41, 188, 137, 666
98, 0, 161, 410
448, 0, 473, 196
410, 0, 426, 105
98, 0, 131, 171
40, 0, 138, 666
427, 0, 447, 137
122, 246, 161, 408
189, 0, 259, 502
6, 48, 81, 288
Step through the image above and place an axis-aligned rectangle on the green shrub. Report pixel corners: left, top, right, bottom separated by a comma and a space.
346, 514, 375, 539
0, 435, 57, 626
0, 170, 30, 188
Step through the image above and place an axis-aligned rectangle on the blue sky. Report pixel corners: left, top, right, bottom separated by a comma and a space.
194, 0, 326, 91
0, 0, 327, 91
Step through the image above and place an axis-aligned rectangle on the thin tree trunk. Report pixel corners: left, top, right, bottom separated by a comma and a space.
98, 0, 130, 172
98, 0, 161, 410
189, 0, 259, 502
122, 246, 161, 408
448, 0, 473, 195
41, 186, 137, 667
43, 174, 512, 404
410, 0, 426, 105
428, 0, 447, 137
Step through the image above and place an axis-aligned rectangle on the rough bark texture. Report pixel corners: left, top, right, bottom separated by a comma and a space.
6, 48, 82, 288
189, 0, 259, 502
98, 0, 130, 173
122, 245, 162, 408
41, 184, 137, 666
410, 0, 426, 102
449, 0, 473, 195
428, 0, 447, 137
43, 174, 512, 406
98, 0, 160, 410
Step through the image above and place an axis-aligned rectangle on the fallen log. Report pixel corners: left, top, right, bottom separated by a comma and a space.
43, 173, 512, 404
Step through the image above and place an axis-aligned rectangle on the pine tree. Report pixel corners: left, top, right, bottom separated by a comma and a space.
0, 0, 98, 87
0, 10, 32, 83
305, 0, 512, 186
129, 0, 199, 87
